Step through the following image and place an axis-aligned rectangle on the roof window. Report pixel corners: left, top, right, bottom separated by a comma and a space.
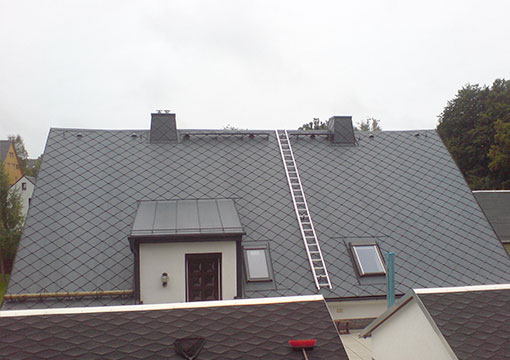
350, 243, 385, 277
243, 245, 272, 282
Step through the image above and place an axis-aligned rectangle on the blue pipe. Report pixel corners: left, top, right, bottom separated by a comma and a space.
386, 252, 395, 308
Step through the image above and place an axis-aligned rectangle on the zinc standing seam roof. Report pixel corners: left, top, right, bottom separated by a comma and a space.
4, 126, 510, 309
131, 198, 244, 237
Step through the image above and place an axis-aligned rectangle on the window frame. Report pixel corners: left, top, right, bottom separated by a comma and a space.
349, 242, 386, 277
243, 244, 273, 282
22, 182, 27, 190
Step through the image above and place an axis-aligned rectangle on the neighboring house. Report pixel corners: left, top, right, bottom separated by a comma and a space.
11, 175, 36, 221
473, 190, 510, 255
0, 295, 349, 359
0, 140, 23, 185
360, 284, 510, 360
3, 113, 510, 331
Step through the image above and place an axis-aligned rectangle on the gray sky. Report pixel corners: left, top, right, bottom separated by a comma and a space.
2, 0, 510, 157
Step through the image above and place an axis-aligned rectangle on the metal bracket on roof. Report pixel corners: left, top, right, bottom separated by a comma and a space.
275, 130, 333, 290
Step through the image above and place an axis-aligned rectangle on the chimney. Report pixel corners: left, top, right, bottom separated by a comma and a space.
328, 116, 356, 145
150, 111, 178, 143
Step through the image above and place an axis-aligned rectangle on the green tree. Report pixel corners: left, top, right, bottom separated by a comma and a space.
0, 163, 24, 281
437, 79, 510, 189
25, 155, 43, 177
355, 117, 382, 131
299, 117, 382, 131
7, 135, 28, 172
299, 118, 328, 130
488, 120, 510, 188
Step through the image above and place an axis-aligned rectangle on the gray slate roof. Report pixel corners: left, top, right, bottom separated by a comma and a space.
419, 288, 510, 360
4, 126, 510, 309
0, 140, 11, 161
0, 296, 348, 359
474, 191, 510, 243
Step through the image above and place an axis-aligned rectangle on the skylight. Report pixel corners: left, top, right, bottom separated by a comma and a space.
244, 245, 272, 281
351, 244, 385, 276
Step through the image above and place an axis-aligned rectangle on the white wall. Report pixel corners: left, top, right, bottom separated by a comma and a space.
11, 176, 34, 221
139, 241, 237, 304
327, 299, 388, 320
371, 300, 456, 360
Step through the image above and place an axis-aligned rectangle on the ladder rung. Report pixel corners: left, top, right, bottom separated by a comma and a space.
277, 130, 331, 290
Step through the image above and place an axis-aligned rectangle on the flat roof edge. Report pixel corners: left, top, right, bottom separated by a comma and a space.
414, 283, 510, 294
0, 295, 324, 318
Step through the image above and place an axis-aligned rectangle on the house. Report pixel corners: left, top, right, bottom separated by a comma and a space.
0, 140, 23, 185
3, 113, 510, 330
360, 284, 510, 360
473, 190, 510, 255
11, 175, 36, 221
0, 295, 349, 359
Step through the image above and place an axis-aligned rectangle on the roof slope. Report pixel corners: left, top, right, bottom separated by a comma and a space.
0, 140, 11, 161
0, 296, 348, 359
419, 288, 510, 359
4, 127, 510, 309
474, 191, 510, 242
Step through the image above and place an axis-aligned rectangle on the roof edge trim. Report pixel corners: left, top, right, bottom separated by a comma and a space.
414, 284, 510, 294
0, 295, 324, 318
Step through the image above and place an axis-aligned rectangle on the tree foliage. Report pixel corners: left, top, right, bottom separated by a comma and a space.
355, 117, 382, 131
299, 117, 382, 131
25, 155, 43, 177
0, 163, 24, 280
298, 118, 328, 130
437, 79, 510, 189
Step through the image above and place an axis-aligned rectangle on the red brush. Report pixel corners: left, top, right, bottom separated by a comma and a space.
289, 339, 317, 359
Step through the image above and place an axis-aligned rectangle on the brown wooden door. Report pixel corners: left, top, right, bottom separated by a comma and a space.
186, 253, 221, 302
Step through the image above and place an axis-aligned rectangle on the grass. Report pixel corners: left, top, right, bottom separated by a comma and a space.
0, 275, 10, 305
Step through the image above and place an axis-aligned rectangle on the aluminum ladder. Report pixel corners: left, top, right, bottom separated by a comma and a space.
275, 130, 332, 290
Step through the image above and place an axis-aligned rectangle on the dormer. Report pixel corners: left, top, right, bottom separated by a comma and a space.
129, 198, 245, 304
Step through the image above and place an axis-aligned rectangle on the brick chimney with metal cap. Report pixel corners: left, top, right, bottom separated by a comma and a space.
150, 110, 178, 143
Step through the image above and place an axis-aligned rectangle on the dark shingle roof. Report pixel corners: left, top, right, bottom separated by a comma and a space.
474, 191, 510, 243
4, 126, 510, 309
419, 288, 510, 359
0, 140, 11, 161
0, 296, 348, 359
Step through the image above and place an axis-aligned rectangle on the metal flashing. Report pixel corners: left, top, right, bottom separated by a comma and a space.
414, 283, 510, 294
0, 295, 324, 318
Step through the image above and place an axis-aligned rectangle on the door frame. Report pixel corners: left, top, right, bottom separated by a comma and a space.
185, 253, 222, 302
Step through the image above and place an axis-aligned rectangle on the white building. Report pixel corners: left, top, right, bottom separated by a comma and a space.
361, 284, 510, 360
11, 175, 35, 221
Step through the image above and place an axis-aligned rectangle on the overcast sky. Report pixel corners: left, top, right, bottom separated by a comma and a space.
2, 0, 510, 157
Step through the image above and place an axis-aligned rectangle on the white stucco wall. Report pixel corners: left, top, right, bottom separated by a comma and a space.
327, 299, 388, 320
11, 176, 34, 221
139, 241, 237, 304
371, 300, 456, 360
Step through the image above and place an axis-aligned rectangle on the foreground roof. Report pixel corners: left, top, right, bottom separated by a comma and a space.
0, 295, 348, 359
4, 123, 510, 309
362, 284, 510, 359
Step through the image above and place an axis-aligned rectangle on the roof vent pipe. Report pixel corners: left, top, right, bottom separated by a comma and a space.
385, 251, 395, 308
150, 112, 178, 143
328, 116, 356, 145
